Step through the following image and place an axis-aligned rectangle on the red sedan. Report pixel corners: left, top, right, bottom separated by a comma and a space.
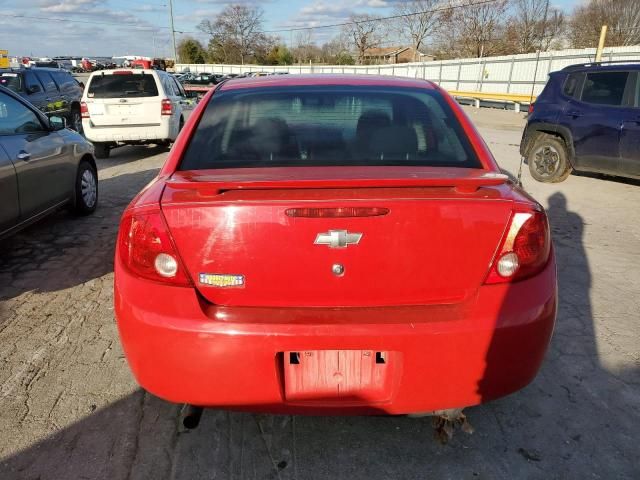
114, 75, 556, 416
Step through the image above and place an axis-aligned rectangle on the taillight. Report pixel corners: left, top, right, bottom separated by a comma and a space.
485, 209, 551, 284
528, 103, 535, 115
161, 98, 172, 116
80, 101, 89, 118
118, 211, 191, 286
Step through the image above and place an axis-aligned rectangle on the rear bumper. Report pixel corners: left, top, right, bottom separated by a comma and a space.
114, 254, 556, 415
83, 120, 171, 143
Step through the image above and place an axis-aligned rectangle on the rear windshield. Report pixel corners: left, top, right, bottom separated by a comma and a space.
87, 73, 158, 98
179, 86, 481, 170
0, 73, 22, 93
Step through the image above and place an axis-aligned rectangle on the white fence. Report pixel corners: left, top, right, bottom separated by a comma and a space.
176, 45, 640, 96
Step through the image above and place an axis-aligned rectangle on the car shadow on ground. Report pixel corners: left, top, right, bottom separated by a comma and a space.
571, 170, 640, 187
97, 144, 171, 168
1, 193, 638, 478
0, 168, 159, 304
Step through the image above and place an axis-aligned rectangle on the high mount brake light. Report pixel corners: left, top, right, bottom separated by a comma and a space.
285, 207, 389, 218
485, 209, 551, 284
118, 211, 191, 286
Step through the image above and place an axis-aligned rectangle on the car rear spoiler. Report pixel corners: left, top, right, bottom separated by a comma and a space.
168, 168, 509, 194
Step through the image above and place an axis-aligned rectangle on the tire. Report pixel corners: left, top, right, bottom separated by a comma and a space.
69, 106, 83, 134
73, 161, 98, 215
527, 135, 572, 183
94, 142, 110, 159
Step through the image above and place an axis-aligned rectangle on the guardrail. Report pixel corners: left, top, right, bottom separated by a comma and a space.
447, 90, 535, 112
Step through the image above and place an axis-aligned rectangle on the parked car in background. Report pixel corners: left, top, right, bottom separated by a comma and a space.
0, 86, 98, 239
521, 61, 640, 182
182, 73, 222, 86
0, 67, 84, 132
81, 69, 195, 158
115, 75, 557, 417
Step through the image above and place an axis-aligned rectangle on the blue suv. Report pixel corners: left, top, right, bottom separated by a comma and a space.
520, 62, 640, 182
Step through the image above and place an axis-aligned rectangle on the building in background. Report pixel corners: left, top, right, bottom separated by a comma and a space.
363, 46, 434, 64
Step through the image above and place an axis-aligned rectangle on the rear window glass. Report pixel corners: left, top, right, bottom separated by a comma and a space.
581, 71, 629, 106
0, 73, 21, 93
180, 86, 481, 170
87, 74, 159, 98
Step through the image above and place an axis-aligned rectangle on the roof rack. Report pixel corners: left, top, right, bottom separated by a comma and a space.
562, 60, 640, 71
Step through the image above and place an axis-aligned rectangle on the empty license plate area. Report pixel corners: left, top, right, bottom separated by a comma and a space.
283, 350, 398, 403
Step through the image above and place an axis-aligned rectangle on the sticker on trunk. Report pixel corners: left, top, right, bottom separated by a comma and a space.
199, 273, 245, 287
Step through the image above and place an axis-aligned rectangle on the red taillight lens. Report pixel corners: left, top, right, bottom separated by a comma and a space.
528, 103, 535, 115
161, 98, 172, 116
118, 211, 191, 286
113, 70, 134, 75
80, 101, 89, 119
285, 207, 389, 218
485, 209, 551, 284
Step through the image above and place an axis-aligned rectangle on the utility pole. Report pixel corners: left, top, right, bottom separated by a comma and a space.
595, 25, 608, 62
168, 0, 178, 62
529, 0, 550, 104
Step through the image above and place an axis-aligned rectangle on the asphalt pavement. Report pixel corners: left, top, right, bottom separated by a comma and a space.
0, 107, 638, 479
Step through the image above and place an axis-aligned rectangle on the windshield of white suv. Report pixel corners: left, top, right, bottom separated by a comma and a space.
87, 73, 158, 98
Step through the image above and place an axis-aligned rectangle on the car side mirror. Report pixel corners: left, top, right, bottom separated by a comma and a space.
49, 116, 67, 131
28, 85, 42, 94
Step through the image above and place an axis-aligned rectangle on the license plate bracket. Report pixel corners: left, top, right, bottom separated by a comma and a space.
283, 350, 396, 403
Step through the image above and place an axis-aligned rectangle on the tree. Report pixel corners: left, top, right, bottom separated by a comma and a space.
177, 38, 206, 64
435, 0, 509, 58
568, 0, 640, 48
342, 14, 385, 64
292, 30, 321, 64
393, 0, 442, 61
265, 44, 294, 65
321, 37, 355, 64
504, 0, 565, 54
197, 5, 274, 64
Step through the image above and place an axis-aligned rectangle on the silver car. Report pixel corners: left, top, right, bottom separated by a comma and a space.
0, 86, 98, 239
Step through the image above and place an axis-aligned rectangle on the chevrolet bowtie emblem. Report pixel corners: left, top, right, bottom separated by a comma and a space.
314, 230, 362, 248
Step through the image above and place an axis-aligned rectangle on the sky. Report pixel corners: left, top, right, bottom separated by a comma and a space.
0, 0, 580, 58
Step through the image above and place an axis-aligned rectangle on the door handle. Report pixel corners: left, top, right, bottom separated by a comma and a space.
17, 151, 31, 161
567, 110, 582, 118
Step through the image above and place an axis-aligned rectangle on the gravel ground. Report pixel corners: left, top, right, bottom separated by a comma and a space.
1, 107, 638, 480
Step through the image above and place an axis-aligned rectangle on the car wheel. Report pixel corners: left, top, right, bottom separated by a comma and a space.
528, 136, 572, 183
73, 161, 98, 215
70, 106, 83, 134
94, 142, 110, 159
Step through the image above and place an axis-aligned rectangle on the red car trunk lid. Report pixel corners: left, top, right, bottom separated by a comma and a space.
161, 167, 513, 307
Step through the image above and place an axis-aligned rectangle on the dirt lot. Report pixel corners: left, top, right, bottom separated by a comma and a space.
1, 107, 639, 479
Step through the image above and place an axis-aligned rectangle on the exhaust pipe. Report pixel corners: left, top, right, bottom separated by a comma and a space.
181, 404, 204, 429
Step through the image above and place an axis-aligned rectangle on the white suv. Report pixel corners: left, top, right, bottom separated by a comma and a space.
81, 69, 195, 158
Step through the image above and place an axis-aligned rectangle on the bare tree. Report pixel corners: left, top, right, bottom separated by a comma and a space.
197, 5, 269, 64
435, 0, 509, 59
342, 14, 385, 64
569, 0, 640, 48
293, 30, 319, 64
393, 0, 442, 61
505, 0, 565, 53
